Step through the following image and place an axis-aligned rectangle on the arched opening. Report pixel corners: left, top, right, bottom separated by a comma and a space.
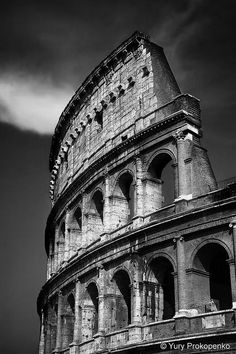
95, 110, 103, 131
82, 283, 99, 341
146, 257, 175, 322
192, 243, 232, 312
62, 293, 75, 348
87, 191, 104, 243
49, 237, 55, 275
69, 206, 82, 254
146, 153, 175, 213
73, 207, 82, 230
112, 270, 131, 329
45, 301, 57, 354
91, 190, 104, 222
112, 172, 135, 228
57, 221, 65, 265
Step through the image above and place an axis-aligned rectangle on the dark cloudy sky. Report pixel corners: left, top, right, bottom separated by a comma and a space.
0, 1, 235, 354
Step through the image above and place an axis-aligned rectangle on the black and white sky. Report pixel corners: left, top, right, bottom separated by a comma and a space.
0, 1, 236, 354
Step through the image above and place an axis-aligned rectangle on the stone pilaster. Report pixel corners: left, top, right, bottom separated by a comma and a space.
70, 279, 82, 354
227, 259, 236, 310
103, 171, 111, 234
39, 309, 45, 354
55, 291, 63, 352
47, 255, 51, 280
131, 256, 142, 324
96, 266, 105, 334
128, 255, 142, 344
49, 241, 54, 276
174, 236, 188, 315
229, 219, 236, 309
64, 209, 70, 262
81, 192, 88, 249
174, 130, 192, 201
54, 225, 60, 271
135, 156, 144, 217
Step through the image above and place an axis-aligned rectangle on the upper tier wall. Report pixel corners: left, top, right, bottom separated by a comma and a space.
50, 33, 187, 202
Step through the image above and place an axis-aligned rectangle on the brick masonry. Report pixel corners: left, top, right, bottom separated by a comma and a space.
38, 32, 236, 354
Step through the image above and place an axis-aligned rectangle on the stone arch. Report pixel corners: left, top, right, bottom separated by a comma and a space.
45, 299, 57, 354
146, 252, 177, 275
145, 255, 175, 322
57, 219, 66, 265
111, 168, 136, 192
68, 205, 83, 254
145, 149, 177, 212
81, 281, 99, 341
90, 189, 104, 221
145, 148, 177, 170
110, 264, 133, 284
111, 269, 132, 330
87, 189, 104, 243
111, 170, 135, 227
188, 238, 233, 268
189, 240, 232, 313
62, 292, 75, 349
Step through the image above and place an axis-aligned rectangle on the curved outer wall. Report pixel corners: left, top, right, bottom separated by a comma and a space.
38, 32, 236, 354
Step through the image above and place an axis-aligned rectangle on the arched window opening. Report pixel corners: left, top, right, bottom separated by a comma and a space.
49, 237, 55, 276
146, 257, 175, 322
57, 221, 66, 265
69, 206, 82, 254
82, 283, 99, 341
113, 270, 131, 329
161, 160, 175, 206
45, 301, 57, 354
95, 109, 103, 131
59, 221, 65, 239
91, 190, 104, 222
87, 191, 104, 243
112, 172, 134, 228
74, 207, 82, 230
192, 243, 232, 312
146, 153, 175, 213
62, 293, 75, 349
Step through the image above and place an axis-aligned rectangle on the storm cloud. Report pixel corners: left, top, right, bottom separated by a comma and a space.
1, 2, 236, 354
0, 0, 235, 134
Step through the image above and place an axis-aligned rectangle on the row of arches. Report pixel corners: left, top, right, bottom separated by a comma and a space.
44, 241, 233, 353
51, 153, 177, 271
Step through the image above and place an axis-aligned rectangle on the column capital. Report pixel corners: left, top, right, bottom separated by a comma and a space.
173, 236, 184, 243
134, 152, 142, 161
103, 166, 109, 178
229, 218, 236, 228
173, 129, 185, 141
97, 263, 105, 271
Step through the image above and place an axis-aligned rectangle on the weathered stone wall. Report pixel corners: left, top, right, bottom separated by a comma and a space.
51, 34, 181, 201
38, 32, 236, 354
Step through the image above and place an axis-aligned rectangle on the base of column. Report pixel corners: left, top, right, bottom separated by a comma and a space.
128, 324, 142, 343
93, 332, 106, 351
174, 312, 191, 335
174, 309, 198, 318
132, 216, 144, 228
175, 194, 192, 202
100, 232, 110, 242
69, 342, 80, 354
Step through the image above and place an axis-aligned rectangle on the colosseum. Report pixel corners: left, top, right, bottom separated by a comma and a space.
37, 31, 236, 353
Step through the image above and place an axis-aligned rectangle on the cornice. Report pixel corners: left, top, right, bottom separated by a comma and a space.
45, 109, 199, 248
49, 31, 151, 171
39, 195, 236, 309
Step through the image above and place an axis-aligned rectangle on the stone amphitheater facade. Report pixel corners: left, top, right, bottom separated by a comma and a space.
37, 32, 236, 354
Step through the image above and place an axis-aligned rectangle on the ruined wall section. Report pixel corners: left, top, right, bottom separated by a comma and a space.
51, 38, 181, 201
